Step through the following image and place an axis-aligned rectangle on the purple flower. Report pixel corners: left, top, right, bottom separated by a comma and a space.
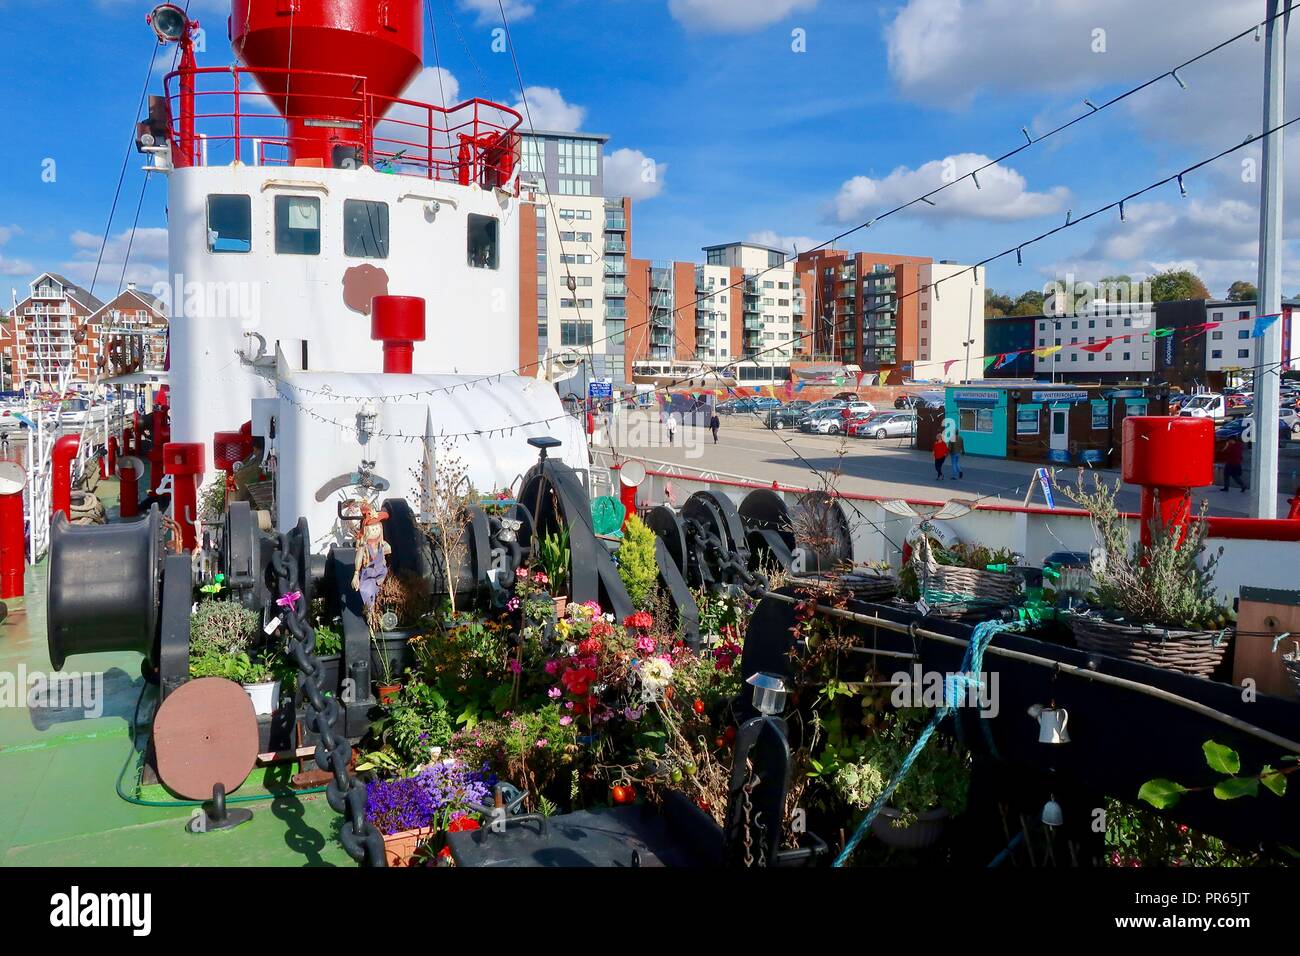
508, 659, 522, 675
559, 716, 572, 726
365, 762, 492, 836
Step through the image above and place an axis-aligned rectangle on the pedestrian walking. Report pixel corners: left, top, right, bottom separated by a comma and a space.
932, 435, 949, 480
667, 411, 677, 446
1221, 435, 1247, 492
949, 432, 965, 479
709, 411, 720, 444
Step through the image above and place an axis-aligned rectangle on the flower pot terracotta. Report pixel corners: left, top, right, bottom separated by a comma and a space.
381, 826, 437, 867
377, 683, 402, 705
870, 806, 948, 850
554, 596, 569, 618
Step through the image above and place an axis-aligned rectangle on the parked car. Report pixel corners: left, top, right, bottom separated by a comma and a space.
800, 408, 849, 434
832, 391, 859, 402
765, 401, 812, 429
851, 411, 917, 439
838, 401, 877, 420
894, 390, 945, 410
1215, 416, 1288, 446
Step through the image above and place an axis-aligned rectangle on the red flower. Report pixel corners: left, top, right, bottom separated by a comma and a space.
591, 619, 614, 640
623, 611, 654, 631
561, 666, 598, 697
447, 816, 480, 833
692, 698, 705, 716
578, 637, 603, 656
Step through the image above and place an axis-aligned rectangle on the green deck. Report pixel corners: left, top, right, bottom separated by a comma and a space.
0, 502, 355, 866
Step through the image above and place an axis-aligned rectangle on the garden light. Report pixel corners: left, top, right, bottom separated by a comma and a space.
147, 3, 190, 43
747, 672, 789, 717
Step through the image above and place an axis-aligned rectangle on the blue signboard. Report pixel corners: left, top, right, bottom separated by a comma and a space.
588, 381, 613, 401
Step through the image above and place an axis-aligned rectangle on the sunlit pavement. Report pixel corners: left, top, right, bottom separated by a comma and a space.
595, 411, 1296, 518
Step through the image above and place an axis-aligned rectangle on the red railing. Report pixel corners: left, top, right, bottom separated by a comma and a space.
162, 66, 523, 187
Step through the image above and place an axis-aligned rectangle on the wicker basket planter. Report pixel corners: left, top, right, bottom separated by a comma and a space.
912, 537, 1020, 607
871, 806, 948, 850
1065, 613, 1233, 678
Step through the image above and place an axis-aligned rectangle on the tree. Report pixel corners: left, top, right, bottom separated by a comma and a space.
1226, 280, 1257, 302
1150, 269, 1210, 303
984, 289, 1014, 318
1010, 290, 1045, 316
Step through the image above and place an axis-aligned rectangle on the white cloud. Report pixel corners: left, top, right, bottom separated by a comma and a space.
0, 226, 33, 284
458, 0, 536, 26
884, 0, 1257, 112
827, 153, 1069, 223
1041, 199, 1275, 297
63, 227, 170, 292
605, 148, 667, 201
373, 67, 463, 156
513, 86, 586, 132
669, 0, 817, 32
747, 230, 820, 256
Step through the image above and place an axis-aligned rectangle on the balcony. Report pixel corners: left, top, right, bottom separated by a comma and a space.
839, 285, 856, 298
743, 318, 764, 331
603, 261, 626, 277
604, 239, 627, 254
606, 305, 628, 319
604, 218, 627, 232
605, 281, 628, 297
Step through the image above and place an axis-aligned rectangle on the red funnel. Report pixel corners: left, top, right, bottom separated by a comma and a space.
231, 0, 424, 166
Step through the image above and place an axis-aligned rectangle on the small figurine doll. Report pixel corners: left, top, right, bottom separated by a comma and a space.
351, 502, 391, 611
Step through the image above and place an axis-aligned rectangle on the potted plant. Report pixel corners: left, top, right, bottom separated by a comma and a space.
369, 571, 431, 699
616, 514, 659, 610
364, 761, 494, 866
831, 710, 970, 850
538, 527, 571, 616
190, 648, 281, 716
1067, 475, 1235, 677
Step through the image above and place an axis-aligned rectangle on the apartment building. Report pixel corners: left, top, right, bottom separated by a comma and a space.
793, 250, 982, 383
3, 274, 169, 391
518, 130, 633, 385
622, 242, 813, 387
4, 273, 104, 389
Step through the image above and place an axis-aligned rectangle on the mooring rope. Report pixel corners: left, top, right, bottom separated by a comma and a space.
832, 618, 1016, 866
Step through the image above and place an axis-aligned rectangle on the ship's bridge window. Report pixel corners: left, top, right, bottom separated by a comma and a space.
206, 194, 252, 253
343, 200, 389, 259
274, 195, 321, 255
468, 214, 499, 270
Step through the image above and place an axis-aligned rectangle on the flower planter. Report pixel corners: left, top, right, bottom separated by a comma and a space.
871, 806, 948, 850
370, 628, 419, 686
381, 826, 438, 867
377, 683, 403, 705
242, 679, 281, 716
1281, 650, 1300, 699
1065, 614, 1233, 678
554, 596, 569, 618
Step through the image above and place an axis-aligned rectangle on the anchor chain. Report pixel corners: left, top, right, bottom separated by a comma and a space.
269, 531, 386, 867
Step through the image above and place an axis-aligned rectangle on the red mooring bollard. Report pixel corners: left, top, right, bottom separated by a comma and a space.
164, 443, 206, 551
0, 466, 26, 599
1122, 416, 1214, 547
51, 434, 80, 522
107, 434, 118, 476
148, 406, 170, 493
118, 456, 144, 519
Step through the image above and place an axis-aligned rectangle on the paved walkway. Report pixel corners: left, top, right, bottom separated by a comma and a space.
599, 411, 1297, 517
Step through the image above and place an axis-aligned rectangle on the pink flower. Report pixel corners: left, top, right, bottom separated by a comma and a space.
544, 659, 560, 676
535, 738, 548, 748
635, 636, 656, 656
534, 571, 549, 585
559, 716, 573, 726
516, 567, 529, 579
508, 659, 522, 675
547, 687, 562, 699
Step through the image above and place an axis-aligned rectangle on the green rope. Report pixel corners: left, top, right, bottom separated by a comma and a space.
833, 619, 1015, 866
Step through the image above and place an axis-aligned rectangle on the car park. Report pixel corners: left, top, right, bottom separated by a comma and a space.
765, 401, 812, 429
800, 408, 849, 434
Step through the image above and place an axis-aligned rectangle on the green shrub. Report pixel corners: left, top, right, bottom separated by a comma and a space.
190, 600, 260, 657
618, 514, 659, 610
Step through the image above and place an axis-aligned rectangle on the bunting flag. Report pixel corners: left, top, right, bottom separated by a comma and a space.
1080, 336, 1119, 353
856, 370, 867, 386
833, 375, 846, 386
1183, 321, 1220, 341
984, 354, 1003, 369
943, 359, 959, 375
795, 380, 807, 393
1033, 345, 1062, 358
783, 379, 795, 398
765, 385, 778, 398
1150, 327, 1175, 338
1253, 313, 1281, 338
995, 351, 1022, 369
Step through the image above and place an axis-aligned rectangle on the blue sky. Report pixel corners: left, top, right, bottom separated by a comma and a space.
1, 0, 1295, 304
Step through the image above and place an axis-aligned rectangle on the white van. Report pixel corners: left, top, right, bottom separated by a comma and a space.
1178, 393, 1228, 421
